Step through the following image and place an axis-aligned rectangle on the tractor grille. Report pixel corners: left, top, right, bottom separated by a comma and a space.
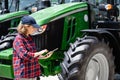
32, 18, 64, 51
32, 32, 48, 51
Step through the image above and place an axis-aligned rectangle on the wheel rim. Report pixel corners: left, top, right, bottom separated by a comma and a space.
85, 53, 109, 80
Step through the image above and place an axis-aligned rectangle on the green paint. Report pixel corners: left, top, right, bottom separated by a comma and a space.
0, 48, 13, 60
30, 2, 87, 26
0, 64, 14, 79
61, 10, 89, 50
0, 11, 29, 23
0, 48, 14, 78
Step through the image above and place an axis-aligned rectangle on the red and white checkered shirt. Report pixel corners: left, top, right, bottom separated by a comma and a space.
13, 34, 41, 80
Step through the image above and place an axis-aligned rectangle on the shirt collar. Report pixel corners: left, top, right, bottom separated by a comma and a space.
19, 33, 32, 40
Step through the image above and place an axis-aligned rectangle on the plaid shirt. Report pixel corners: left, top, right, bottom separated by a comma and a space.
13, 34, 41, 79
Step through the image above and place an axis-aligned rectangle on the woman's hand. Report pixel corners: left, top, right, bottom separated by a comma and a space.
38, 48, 58, 59
40, 49, 48, 54
34, 49, 48, 57
38, 51, 54, 59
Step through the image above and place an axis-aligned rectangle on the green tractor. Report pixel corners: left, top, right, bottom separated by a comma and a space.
59, 0, 120, 80
0, 0, 120, 80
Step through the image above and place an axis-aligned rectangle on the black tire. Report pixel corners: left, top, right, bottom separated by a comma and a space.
0, 78, 13, 80
59, 36, 114, 80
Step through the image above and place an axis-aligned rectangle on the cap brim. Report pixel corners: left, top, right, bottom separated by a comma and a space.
32, 24, 40, 28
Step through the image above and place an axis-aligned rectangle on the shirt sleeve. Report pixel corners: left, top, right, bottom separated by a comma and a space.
13, 37, 35, 61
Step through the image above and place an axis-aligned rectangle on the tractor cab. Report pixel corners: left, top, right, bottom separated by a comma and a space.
78, 0, 120, 29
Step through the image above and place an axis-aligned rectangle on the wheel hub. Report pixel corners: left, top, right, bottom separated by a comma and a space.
85, 53, 109, 80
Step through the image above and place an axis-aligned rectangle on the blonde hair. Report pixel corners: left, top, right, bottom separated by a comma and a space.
17, 24, 28, 35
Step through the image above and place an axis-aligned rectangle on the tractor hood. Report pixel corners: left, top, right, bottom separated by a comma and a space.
0, 11, 29, 23
30, 2, 88, 26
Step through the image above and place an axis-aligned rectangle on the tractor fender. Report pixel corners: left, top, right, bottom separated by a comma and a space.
81, 29, 119, 47
81, 29, 120, 73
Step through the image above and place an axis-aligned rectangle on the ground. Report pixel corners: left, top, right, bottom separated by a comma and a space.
40, 74, 120, 80
40, 75, 59, 80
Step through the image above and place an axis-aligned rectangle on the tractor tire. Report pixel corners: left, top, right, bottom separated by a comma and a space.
59, 36, 114, 80
0, 78, 13, 80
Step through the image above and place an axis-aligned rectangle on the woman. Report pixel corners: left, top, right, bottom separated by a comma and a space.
13, 16, 51, 80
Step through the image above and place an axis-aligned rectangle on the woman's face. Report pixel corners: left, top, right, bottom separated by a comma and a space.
24, 24, 37, 35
